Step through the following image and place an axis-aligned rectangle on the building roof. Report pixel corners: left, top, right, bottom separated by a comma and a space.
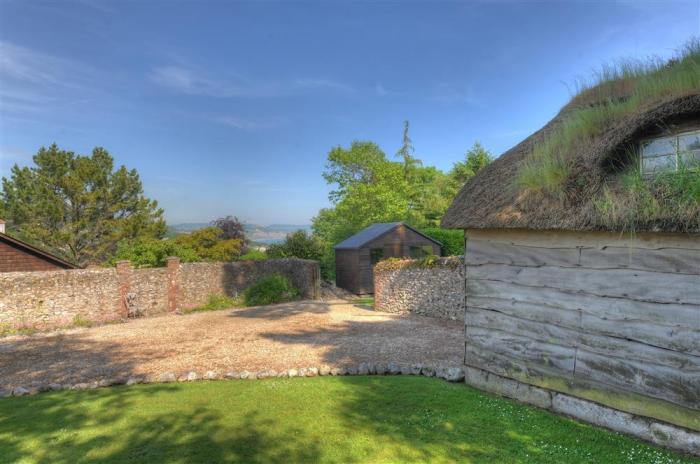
334, 222, 441, 250
442, 51, 700, 234
0, 232, 78, 269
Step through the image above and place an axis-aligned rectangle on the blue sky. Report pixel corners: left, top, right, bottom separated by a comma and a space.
0, 1, 698, 225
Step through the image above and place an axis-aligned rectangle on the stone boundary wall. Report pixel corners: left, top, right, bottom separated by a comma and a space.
0, 258, 320, 330
374, 257, 464, 321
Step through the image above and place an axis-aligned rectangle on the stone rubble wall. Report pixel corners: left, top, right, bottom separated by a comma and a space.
374, 257, 464, 321
0, 257, 320, 330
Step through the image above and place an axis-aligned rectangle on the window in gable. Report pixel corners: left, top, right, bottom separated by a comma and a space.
640, 129, 700, 174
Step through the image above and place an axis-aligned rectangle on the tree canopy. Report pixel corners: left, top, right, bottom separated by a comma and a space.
0, 144, 166, 266
311, 129, 492, 278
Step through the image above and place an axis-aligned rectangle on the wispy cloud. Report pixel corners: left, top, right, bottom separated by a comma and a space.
375, 84, 388, 96
293, 78, 356, 94
429, 83, 479, 105
149, 64, 355, 98
215, 115, 286, 131
0, 41, 95, 117
149, 66, 282, 98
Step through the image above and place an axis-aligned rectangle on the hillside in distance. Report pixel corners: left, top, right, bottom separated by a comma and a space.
167, 222, 311, 244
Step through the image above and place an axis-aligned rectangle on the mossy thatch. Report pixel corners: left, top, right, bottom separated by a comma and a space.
442, 43, 700, 233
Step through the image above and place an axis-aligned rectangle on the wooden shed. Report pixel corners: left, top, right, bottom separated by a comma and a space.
441, 72, 700, 438
335, 222, 441, 294
0, 220, 77, 272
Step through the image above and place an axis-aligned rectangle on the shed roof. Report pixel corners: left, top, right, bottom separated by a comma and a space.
0, 232, 78, 269
334, 222, 441, 250
442, 49, 700, 234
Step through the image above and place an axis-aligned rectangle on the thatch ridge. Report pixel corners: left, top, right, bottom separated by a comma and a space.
442, 93, 700, 232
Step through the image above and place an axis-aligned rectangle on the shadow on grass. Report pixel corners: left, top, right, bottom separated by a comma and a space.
0, 383, 321, 464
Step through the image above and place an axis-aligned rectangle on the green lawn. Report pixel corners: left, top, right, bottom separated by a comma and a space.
0, 377, 695, 464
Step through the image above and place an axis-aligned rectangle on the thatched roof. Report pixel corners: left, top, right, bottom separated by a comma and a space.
442, 91, 700, 233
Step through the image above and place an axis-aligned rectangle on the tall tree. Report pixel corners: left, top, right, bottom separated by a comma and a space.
212, 215, 247, 251
0, 144, 166, 265
449, 141, 493, 187
395, 120, 422, 175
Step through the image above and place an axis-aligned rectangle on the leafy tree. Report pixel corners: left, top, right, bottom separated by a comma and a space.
213, 216, 247, 246
112, 237, 199, 268
174, 227, 242, 261
449, 141, 493, 187
0, 144, 166, 266
267, 230, 323, 261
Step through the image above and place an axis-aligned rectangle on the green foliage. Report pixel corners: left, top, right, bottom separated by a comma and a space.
0, 144, 166, 266
351, 297, 374, 306
243, 274, 299, 306
517, 40, 700, 196
417, 254, 439, 268
420, 228, 464, 256
113, 237, 199, 268
239, 249, 268, 261
71, 314, 92, 328
266, 230, 323, 261
174, 227, 242, 261
594, 163, 700, 231
311, 129, 491, 281
448, 141, 493, 188
1, 377, 691, 463
185, 294, 242, 313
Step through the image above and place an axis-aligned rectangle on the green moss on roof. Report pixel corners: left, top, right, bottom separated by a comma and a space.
442, 40, 700, 233
517, 40, 700, 197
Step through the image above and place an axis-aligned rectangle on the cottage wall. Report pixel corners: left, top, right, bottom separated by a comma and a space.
464, 228, 700, 432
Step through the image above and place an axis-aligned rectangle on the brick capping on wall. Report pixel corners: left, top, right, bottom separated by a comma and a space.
0, 258, 320, 330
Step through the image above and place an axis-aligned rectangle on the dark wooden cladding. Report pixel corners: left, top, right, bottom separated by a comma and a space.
335, 223, 440, 294
464, 228, 700, 431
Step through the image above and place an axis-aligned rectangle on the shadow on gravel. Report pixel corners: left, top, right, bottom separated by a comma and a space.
227, 301, 333, 320
258, 316, 463, 367
0, 335, 143, 392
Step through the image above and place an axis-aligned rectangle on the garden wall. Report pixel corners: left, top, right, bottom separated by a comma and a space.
374, 257, 464, 321
0, 258, 320, 330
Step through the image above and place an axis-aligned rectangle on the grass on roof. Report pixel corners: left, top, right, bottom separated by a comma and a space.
516, 39, 700, 198
1, 376, 695, 464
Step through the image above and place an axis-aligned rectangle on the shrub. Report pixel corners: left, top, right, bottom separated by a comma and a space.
185, 294, 241, 313
420, 228, 464, 256
266, 230, 323, 261
174, 227, 242, 261
243, 274, 299, 307
239, 249, 268, 261
113, 237, 199, 268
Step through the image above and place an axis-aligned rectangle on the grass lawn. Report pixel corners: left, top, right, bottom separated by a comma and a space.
0, 376, 695, 464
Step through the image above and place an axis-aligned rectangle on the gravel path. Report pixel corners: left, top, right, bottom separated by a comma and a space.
0, 300, 462, 390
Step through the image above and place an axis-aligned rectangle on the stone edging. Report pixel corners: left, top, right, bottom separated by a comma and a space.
0, 363, 465, 397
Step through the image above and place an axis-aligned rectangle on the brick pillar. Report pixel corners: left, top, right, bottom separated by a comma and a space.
115, 260, 133, 318
166, 257, 181, 313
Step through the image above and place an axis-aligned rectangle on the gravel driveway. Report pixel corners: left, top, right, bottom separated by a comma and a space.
0, 300, 462, 391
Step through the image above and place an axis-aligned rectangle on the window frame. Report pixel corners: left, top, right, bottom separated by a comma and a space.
370, 248, 384, 265
639, 128, 700, 175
